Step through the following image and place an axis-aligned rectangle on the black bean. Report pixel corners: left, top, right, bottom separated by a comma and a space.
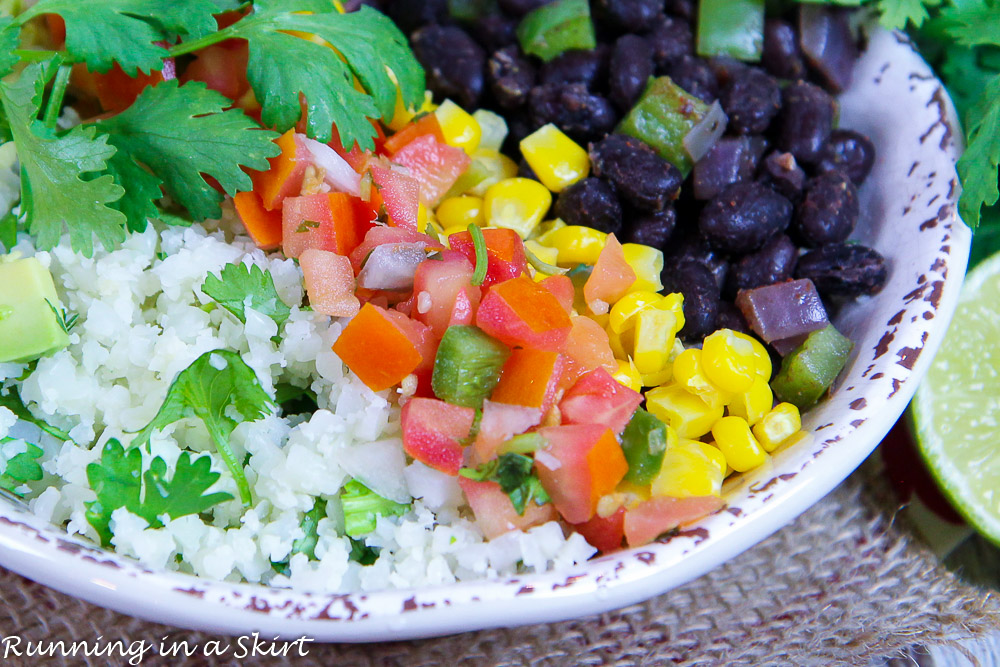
692, 136, 768, 201
776, 81, 835, 165
699, 182, 793, 254
472, 13, 519, 53
528, 83, 618, 141
666, 55, 718, 103
725, 234, 798, 298
666, 0, 695, 20
594, 0, 662, 32
795, 243, 888, 297
762, 19, 806, 80
816, 130, 876, 185
662, 259, 721, 340
622, 207, 677, 248
648, 15, 694, 70
795, 171, 859, 247
589, 134, 682, 211
714, 301, 751, 336
664, 230, 729, 290
386, 0, 448, 34
488, 45, 535, 110
721, 67, 781, 135
497, 0, 550, 15
553, 178, 623, 234
538, 48, 608, 91
708, 56, 747, 89
758, 151, 807, 201
609, 35, 654, 111
517, 157, 538, 181
412, 25, 485, 109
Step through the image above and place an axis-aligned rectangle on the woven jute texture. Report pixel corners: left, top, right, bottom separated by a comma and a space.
0, 454, 998, 667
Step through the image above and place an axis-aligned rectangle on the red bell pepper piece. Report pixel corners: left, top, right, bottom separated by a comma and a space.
490, 348, 565, 415
475, 275, 573, 352
401, 397, 476, 475
332, 303, 431, 392
383, 114, 447, 155
251, 130, 312, 211
559, 367, 644, 435
233, 191, 282, 250
448, 228, 528, 288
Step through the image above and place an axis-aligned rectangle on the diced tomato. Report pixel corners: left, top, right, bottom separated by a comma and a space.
623, 496, 725, 547
539, 275, 575, 315
458, 477, 558, 539
490, 348, 565, 415
93, 64, 171, 113
535, 424, 629, 524
559, 367, 643, 435
299, 249, 360, 318
368, 164, 421, 230
181, 43, 250, 102
349, 226, 439, 273
401, 397, 476, 475
411, 252, 480, 339
572, 507, 625, 553
333, 303, 431, 392
329, 124, 380, 171
383, 114, 447, 155
475, 275, 573, 352
233, 191, 282, 250
472, 400, 543, 465
46, 15, 66, 46
391, 135, 471, 206
583, 234, 636, 314
252, 130, 312, 211
282, 193, 368, 258
449, 228, 528, 288
563, 316, 617, 377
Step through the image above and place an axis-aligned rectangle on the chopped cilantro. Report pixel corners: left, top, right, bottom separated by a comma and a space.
348, 537, 380, 565
340, 479, 408, 538
460, 453, 551, 515
201, 262, 291, 330
0, 438, 43, 495
45, 299, 78, 335
0, 386, 71, 442
290, 497, 326, 561
295, 219, 320, 233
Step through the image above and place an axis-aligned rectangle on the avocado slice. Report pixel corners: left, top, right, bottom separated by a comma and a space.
0, 257, 70, 363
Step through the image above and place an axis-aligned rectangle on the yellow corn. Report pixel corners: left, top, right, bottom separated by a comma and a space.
753, 402, 802, 453
633, 309, 677, 375
468, 150, 519, 197
612, 358, 643, 392
641, 366, 673, 387
692, 440, 728, 476
542, 225, 607, 266
661, 292, 686, 332
608, 326, 634, 360
732, 330, 772, 381
417, 202, 429, 234
608, 291, 662, 334
701, 328, 759, 394
588, 311, 610, 329
482, 178, 552, 238
441, 224, 471, 241
435, 100, 481, 154
622, 243, 665, 293
524, 240, 560, 271
672, 348, 733, 410
645, 384, 724, 439
473, 109, 508, 152
530, 218, 566, 244
712, 416, 767, 472
389, 90, 436, 132
436, 196, 484, 229
728, 375, 774, 426
652, 440, 724, 498
520, 124, 590, 193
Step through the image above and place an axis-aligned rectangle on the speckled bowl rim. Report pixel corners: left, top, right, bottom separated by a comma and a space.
0, 28, 972, 642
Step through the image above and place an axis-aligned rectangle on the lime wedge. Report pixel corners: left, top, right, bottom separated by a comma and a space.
912, 250, 1000, 543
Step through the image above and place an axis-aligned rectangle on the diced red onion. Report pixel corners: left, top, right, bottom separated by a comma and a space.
684, 101, 728, 164
301, 136, 361, 197
357, 243, 429, 290
692, 136, 768, 200
799, 6, 857, 93
735, 279, 829, 344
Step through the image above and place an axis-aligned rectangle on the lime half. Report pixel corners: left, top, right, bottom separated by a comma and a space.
912, 250, 1000, 544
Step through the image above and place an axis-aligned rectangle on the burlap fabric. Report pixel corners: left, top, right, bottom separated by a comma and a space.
0, 453, 997, 666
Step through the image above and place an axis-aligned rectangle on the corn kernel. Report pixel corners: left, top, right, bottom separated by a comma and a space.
668, 337, 685, 363
608, 291, 662, 334
728, 375, 774, 426
732, 330, 772, 381
544, 226, 607, 266
691, 440, 728, 476
622, 243, 665, 293
608, 326, 634, 360
633, 309, 677, 375
441, 225, 471, 241
712, 416, 767, 472
645, 384, 724, 439
661, 292, 685, 332
588, 311, 610, 329
482, 178, 552, 238
520, 124, 590, 193
524, 239, 560, 269
467, 150, 519, 197
652, 440, 724, 498
701, 329, 758, 394
436, 196, 484, 229
417, 202, 429, 233
640, 366, 673, 387
612, 358, 643, 392
473, 109, 508, 152
530, 218, 566, 244
672, 348, 733, 410
389, 90, 436, 132
753, 402, 802, 452
435, 100, 481, 154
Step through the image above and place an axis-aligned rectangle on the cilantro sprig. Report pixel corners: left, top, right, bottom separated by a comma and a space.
201, 262, 291, 329
0, 437, 44, 495
460, 454, 551, 516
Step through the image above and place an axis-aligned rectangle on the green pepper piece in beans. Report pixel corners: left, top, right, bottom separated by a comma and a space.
696, 0, 765, 62
517, 0, 595, 62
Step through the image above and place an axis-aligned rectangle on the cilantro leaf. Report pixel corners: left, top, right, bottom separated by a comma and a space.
85, 439, 232, 546
939, 1, 1000, 48
460, 453, 551, 515
878, 0, 942, 30
291, 497, 326, 560
0, 438, 44, 494
96, 80, 279, 226
0, 16, 19, 78
957, 74, 1000, 228
0, 63, 126, 256
226, 2, 424, 150
0, 386, 71, 442
202, 262, 291, 329
131, 349, 272, 506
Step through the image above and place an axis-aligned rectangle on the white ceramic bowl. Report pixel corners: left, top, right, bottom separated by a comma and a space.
0, 28, 971, 641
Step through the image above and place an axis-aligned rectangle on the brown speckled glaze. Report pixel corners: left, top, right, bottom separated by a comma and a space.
0, 28, 972, 642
